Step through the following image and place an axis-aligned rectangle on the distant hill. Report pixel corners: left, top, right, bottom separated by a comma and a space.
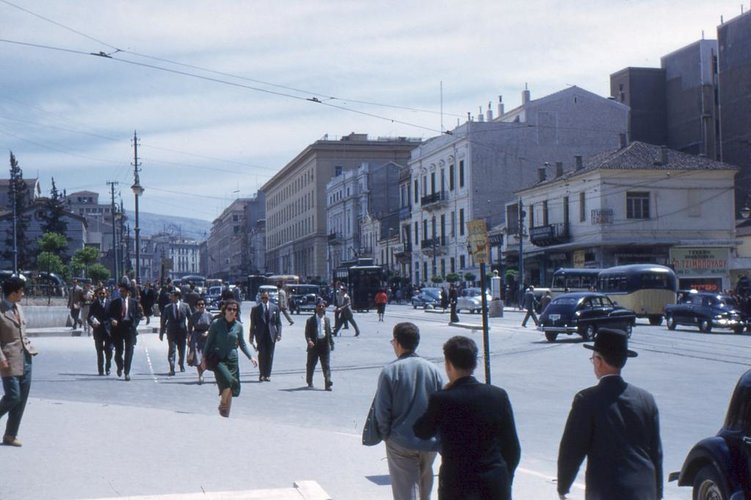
124, 210, 211, 241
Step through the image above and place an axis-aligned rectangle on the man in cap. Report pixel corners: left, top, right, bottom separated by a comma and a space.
304, 298, 334, 390
0, 276, 38, 447
557, 328, 662, 499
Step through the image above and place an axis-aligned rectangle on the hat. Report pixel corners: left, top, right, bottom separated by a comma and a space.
583, 328, 637, 358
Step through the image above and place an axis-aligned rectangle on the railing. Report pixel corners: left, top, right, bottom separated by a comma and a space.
420, 191, 447, 208
529, 223, 570, 247
327, 232, 343, 245
399, 206, 412, 220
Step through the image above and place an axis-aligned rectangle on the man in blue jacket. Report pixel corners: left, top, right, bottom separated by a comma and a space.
373, 322, 444, 500
557, 328, 662, 499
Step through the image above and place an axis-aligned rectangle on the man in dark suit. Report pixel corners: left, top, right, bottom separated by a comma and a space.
557, 328, 662, 500
159, 289, 192, 375
87, 286, 112, 376
414, 336, 520, 500
304, 299, 334, 390
108, 281, 141, 382
250, 291, 282, 382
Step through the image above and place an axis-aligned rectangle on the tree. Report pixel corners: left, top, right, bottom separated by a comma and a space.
88, 263, 110, 283
446, 273, 461, 283
430, 274, 444, 284
38, 178, 68, 237
464, 272, 476, 284
71, 246, 100, 278
37, 252, 65, 275
38, 232, 67, 253
4, 152, 32, 270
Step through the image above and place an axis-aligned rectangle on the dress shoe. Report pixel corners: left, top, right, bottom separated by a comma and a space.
288, 321, 294, 326
168, 370, 175, 376
198, 374, 204, 384
117, 368, 122, 377
3, 435, 22, 447
180, 366, 185, 372
355, 332, 360, 337
264, 376, 271, 382
124, 375, 131, 381
98, 371, 104, 376
307, 383, 314, 389
259, 376, 264, 382
325, 380, 333, 391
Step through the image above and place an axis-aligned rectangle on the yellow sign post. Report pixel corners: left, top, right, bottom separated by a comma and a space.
466, 219, 491, 384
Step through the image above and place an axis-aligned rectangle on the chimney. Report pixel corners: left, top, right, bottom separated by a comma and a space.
575, 155, 583, 170
555, 162, 564, 178
619, 133, 628, 149
478, 106, 484, 122
538, 167, 547, 182
498, 95, 505, 116
660, 145, 669, 165
486, 101, 493, 121
522, 87, 531, 105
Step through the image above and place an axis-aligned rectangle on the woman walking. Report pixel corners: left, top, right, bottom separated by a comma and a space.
201, 299, 257, 417
374, 289, 388, 322
188, 298, 212, 384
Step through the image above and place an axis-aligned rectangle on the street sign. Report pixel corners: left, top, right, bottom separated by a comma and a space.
467, 219, 490, 264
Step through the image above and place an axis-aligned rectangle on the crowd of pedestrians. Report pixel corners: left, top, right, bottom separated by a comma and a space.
0, 275, 667, 499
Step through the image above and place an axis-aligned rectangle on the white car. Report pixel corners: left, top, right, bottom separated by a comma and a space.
456, 287, 492, 314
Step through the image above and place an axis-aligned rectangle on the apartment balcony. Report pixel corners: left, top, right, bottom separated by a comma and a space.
529, 223, 570, 247
327, 232, 343, 245
420, 191, 448, 211
399, 205, 412, 220
357, 247, 373, 258
393, 242, 412, 259
420, 237, 446, 256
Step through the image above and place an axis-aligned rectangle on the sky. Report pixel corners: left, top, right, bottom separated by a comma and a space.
0, 0, 746, 222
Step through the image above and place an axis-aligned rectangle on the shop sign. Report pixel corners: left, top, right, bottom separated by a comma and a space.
467, 219, 489, 264
670, 248, 729, 275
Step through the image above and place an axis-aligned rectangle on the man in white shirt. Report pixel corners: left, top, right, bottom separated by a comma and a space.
304, 299, 334, 390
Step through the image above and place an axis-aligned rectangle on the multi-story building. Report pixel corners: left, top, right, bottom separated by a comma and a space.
206, 198, 252, 282
243, 194, 266, 274
508, 141, 738, 290
407, 86, 628, 285
325, 161, 403, 277
140, 232, 201, 283
262, 133, 420, 282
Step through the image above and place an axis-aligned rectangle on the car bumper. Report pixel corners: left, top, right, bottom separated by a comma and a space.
711, 318, 745, 330
538, 325, 578, 334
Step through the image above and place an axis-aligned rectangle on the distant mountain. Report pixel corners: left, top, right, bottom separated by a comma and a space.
124, 210, 211, 241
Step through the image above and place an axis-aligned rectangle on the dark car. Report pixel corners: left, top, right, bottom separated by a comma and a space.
411, 288, 443, 309
288, 284, 321, 314
669, 369, 751, 500
664, 292, 745, 334
537, 292, 636, 342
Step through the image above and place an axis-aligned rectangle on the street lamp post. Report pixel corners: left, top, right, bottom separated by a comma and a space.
131, 130, 144, 286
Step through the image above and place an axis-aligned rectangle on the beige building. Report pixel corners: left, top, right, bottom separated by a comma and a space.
206, 198, 252, 282
262, 133, 420, 282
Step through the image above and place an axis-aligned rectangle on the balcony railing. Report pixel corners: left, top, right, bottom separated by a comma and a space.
529, 223, 570, 247
399, 205, 412, 220
327, 232, 343, 245
420, 237, 446, 256
420, 190, 448, 210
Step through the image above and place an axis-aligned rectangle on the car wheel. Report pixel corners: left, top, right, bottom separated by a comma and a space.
648, 315, 663, 326
545, 332, 558, 342
624, 323, 633, 338
699, 319, 712, 333
666, 315, 676, 330
582, 324, 596, 341
413, 304, 417, 309
692, 464, 730, 500
733, 324, 744, 334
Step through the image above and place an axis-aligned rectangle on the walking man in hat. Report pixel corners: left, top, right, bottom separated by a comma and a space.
557, 328, 663, 499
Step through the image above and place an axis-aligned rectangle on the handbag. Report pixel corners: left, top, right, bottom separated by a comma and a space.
186, 347, 196, 366
362, 398, 383, 446
204, 351, 220, 371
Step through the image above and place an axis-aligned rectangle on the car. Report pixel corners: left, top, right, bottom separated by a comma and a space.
205, 286, 223, 310
669, 368, 751, 500
537, 292, 636, 342
664, 291, 746, 334
288, 284, 321, 314
255, 285, 279, 305
456, 287, 492, 314
411, 288, 443, 309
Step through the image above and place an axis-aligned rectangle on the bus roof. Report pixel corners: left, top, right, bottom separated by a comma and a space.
598, 264, 675, 275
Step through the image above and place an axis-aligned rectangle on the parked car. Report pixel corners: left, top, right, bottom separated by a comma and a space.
255, 285, 279, 305
456, 287, 492, 314
205, 286, 223, 310
288, 284, 321, 314
411, 288, 443, 309
538, 292, 636, 342
664, 291, 746, 334
669, 368, 751, 500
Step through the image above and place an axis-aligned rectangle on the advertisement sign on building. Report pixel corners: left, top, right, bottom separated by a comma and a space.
670, 248, 729, 276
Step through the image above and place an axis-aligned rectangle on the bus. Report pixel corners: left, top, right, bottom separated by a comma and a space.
180, 274, 207, 294
266, 274, 300, 288
551, 268, 603, 296
596, 264, 678, 325
347, 265, 383, 312
247, 274, 267, 301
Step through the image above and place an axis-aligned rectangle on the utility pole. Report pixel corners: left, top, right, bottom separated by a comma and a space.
10, 169, 17, 274
107, 181, 119, 279
131, 131, 144, 286
518, 197, 525, 302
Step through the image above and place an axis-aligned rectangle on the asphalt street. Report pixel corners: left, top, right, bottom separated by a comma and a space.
2, 303, 750, 499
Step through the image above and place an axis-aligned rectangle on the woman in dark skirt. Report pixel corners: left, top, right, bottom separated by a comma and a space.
188, 298, 212, 384
201, 299, 257, 417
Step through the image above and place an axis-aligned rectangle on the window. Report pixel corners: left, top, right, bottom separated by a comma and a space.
414, 180, 419, 204
459, 209, 465, 236
423, 219, 428, 240
430, 172, 436, 194
459, 255, 466, 269
579, 192, 586, 222
414, 222, 419, 245
542, 200, 548, 226
626, 192, 650, 219
563, 196, 570, 225
449, 164, 455, 190
459, 160, 465, 188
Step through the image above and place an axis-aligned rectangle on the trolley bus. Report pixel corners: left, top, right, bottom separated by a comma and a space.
266, 274, 300, 287
551, 268, 603, 296
596, 264, 678, 325
348, 265, 383, 312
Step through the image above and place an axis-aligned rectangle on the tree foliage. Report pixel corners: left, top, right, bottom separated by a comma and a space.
3, 152, 32, 270
445, 273, 461, 283
87, 263, 110, 283
38, 178, 68, 237
71, 246, 100, 278
430, 274, 444, 284
37, 251, 65, 275
38, 232, 67, 253
464, 272, 476, 283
